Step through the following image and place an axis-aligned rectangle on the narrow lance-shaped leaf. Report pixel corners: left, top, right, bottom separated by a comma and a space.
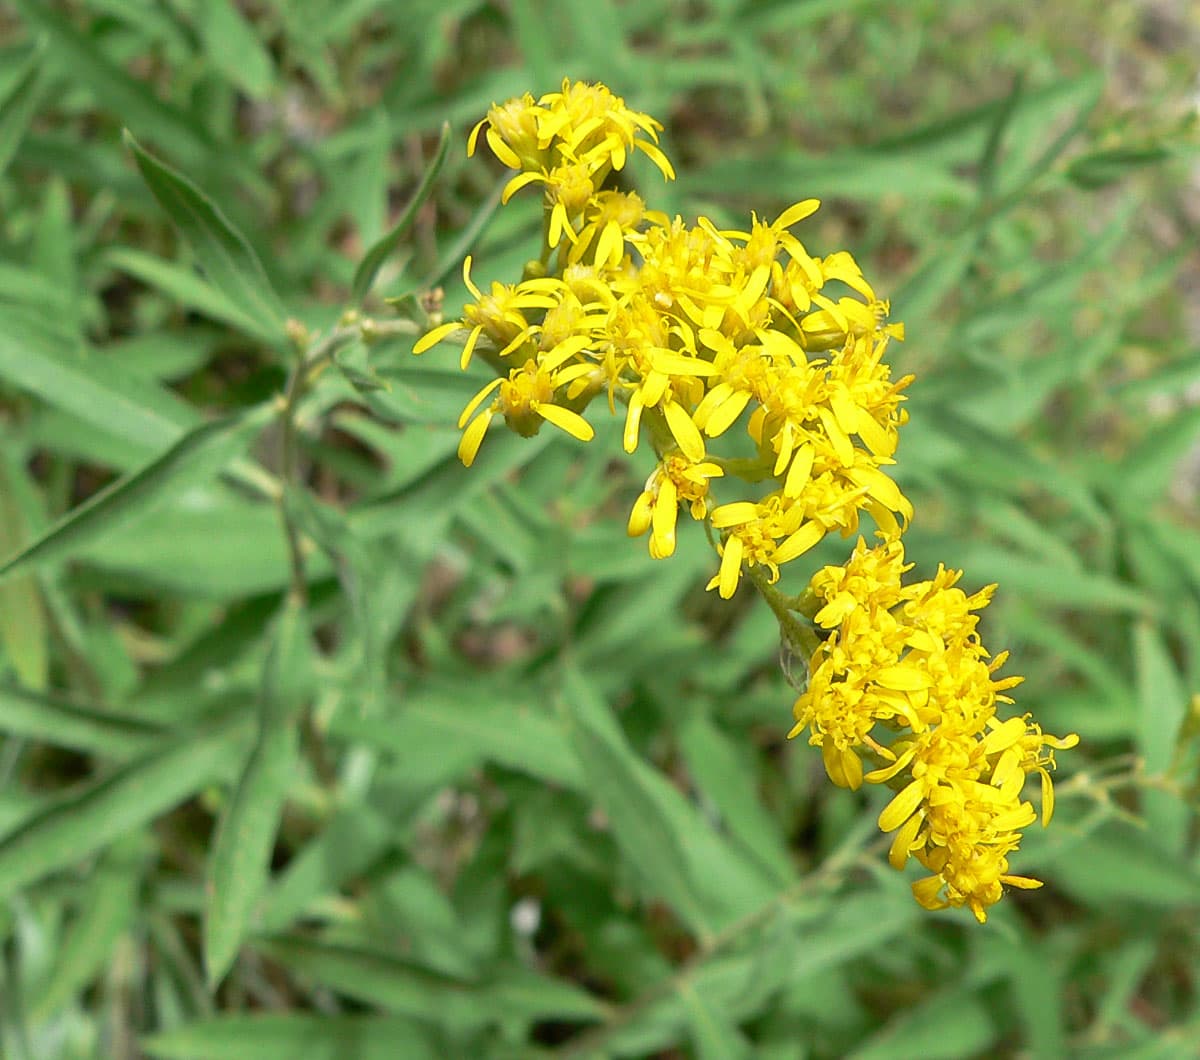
0, 36, 45, 178
0, 303, 196, 461
0, 683, 165, 758
0, 456, 47, 689
106, 247, 281, 345
124, 130, 288, 339
681, 982, 754, 1060
0, 719, 248, 899
142, 1014, 438, 1060
204, 595, 312, 986
558, 666, 712, 937
31, 835, 148, 1020
0, 402, 275, 585
351, 122, 451, 304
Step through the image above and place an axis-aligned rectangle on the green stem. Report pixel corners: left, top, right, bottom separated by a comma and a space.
276, 319, 414, 600
745, 563, 820, 662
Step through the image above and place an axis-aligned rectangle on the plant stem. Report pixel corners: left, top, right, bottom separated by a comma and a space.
745, 563, 820, 662
275, 319, 416, 600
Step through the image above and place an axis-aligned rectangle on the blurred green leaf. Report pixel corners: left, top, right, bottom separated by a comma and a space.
203, 721, 298, 985
1067, 144, 1175, 188
194, 0, 277, 99
682, 981, 754, 1060
77, 488, 312, 598
256, 936, 605, 1026
0, 683, 164, 757
125, 131, 288, 340
351, 122, 451, 303
333, 679, 583, 789
106, 247, 282, 344
142, 1014, 437, 1060
849, 990, 995, 1060
31, 835, 147, 1019
0, 719, 248, 899
1035, 817, 1200, 909
12, 0, 223, 171
0, 404, 275, 584
678, 714, 793, 885
261, 805, 393, 933
0, 37, 45, 177
1135, 620, 1188, 777
0, 304, 195, 463
204, 596, 311, 983
559, 666, 714, 937
1134, 619, 1190, 856
0, 456, 47, 689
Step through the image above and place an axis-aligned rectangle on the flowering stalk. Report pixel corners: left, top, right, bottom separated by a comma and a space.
412, 79, 1077, 922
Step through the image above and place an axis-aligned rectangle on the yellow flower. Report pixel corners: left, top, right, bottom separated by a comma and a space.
467, 92, 543, 171
567, 191, 666, 269
469, 79, 674, 205
535, 79, 675, 180
413, 257, 563, 369
707, 493, 825, 599
789, 537, 1078, 921
627, 452, 723, 558
456, 360, 594, 467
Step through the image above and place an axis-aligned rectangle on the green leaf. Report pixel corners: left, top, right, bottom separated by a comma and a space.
681, 981, 754, 1060
351, 122, 451, 303
0, 719, 248, 899
255, 936, 604, 1026
194, 0, 276, 99
0, 304, 195, 463
1134, 620, 1190, 856
260, 805, 393, 933
124, 131, 288, 340
0, 403, 275, 585
953, 546, 1149, 613
1032, 817, 1200, 909
204, 597, 311, 985
106, 247, 282, 344
331, 679, 584, 789
142, 1015, 438, 1060
12, 0, 222, 171
203, 722, 299, 986
0, 683, 164, 758
31, 835, 147, 1018
0, 37, 45, 178
77, 487, 312, 599
558, 666, 713, 937
1067, 144, 1175, 188
1135, 620, 1188, 777
0, 457, 47, 689
1114, 405, 1200, 511
993, 935, 1066, 1060
678, 715, 793, 885
849, 991, 995, 1060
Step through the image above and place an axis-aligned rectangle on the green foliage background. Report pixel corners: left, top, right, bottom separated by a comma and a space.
1, 1, 1199, 1056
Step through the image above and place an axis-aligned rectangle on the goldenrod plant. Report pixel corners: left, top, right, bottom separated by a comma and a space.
1, 5, 1197, 1057
416, 81, 1078, 923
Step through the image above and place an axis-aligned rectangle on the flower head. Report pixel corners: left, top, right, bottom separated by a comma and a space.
789, 537, 1078, 921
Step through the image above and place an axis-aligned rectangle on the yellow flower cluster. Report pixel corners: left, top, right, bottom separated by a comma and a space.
790, 537, 1079, 921
415, 80, 910, 600
413, 81, 1076, 921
